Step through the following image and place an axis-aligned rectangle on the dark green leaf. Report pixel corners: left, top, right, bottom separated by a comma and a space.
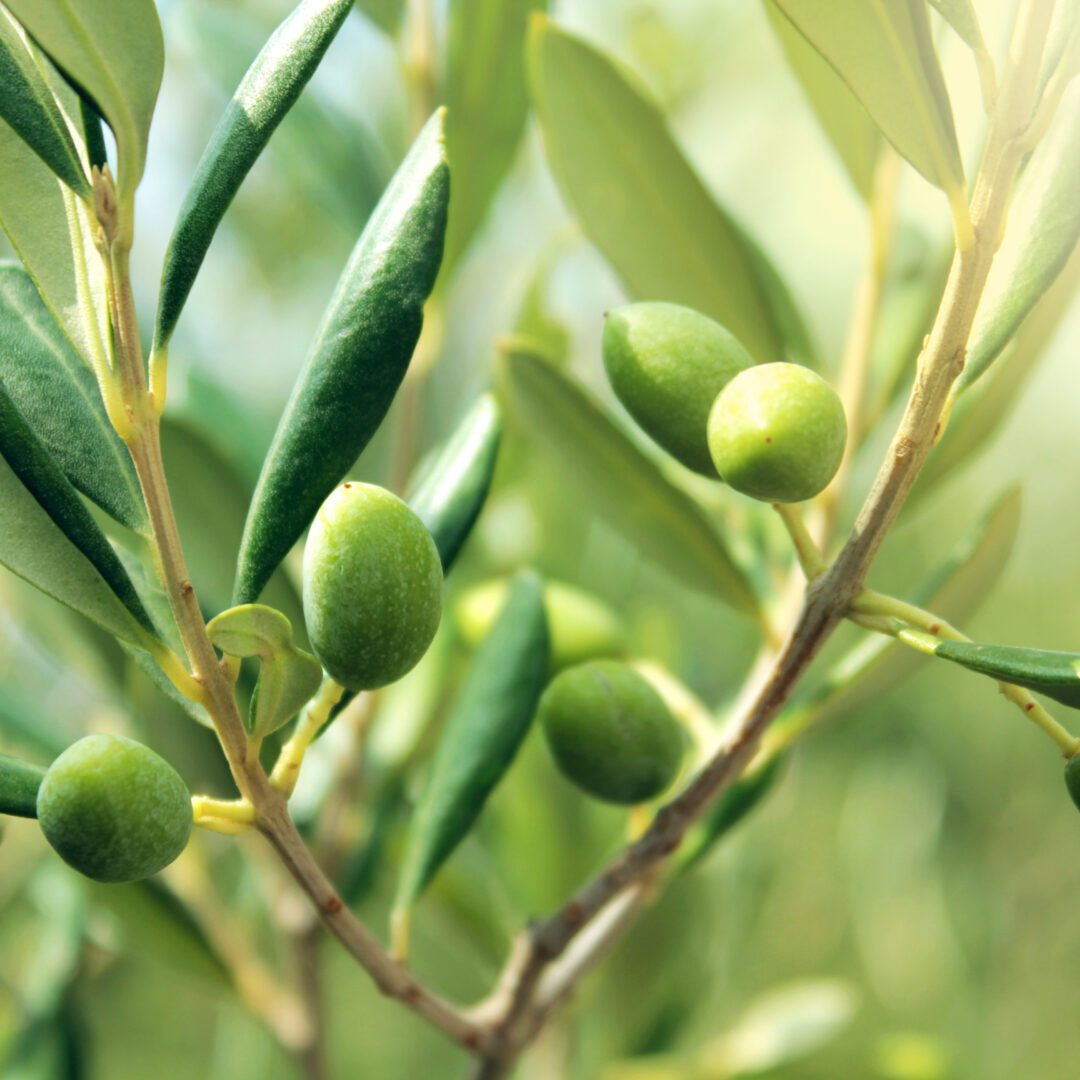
0, 7, 89, 196
677, 754, 787, 871
529, 18, 810, 365
499, 347, 761, 619
764, 0, 880, 200
207, 604, 322, 737
0, 384, 155, 642
155, 0, 355, 350
407, 393, 502, 572
443, 0, 545, 270
0, 262, 147, 533
957, 82, 1080, 392
771, 0, 964, 198
0, 751, 47, 817
4, 0, 164, 197
933, 640, 1080, 710
234, 110, 450, 605
393, 572, 549, 918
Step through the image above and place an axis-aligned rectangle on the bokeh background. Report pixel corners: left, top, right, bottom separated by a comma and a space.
2, 1, 1079, 1077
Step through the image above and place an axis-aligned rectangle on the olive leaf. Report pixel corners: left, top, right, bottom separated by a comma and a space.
764, 0, 880, 200
442, 0, 546, 271
783, 486, 1021, 729
0, 263, 148, 534
0, 6, 89, 197
4, 0, 163, 198
155, 0, 355, 351
0, 752, 47, 818
233, 109, 450, 606
0, 383, 156, 644
499, 346, 762, 620
513, 250, 570, 364
206, 604, 323, 738
407, 393, 503, 573
957, 81, 1080, 393
393, 572, 550, 932
529, 17, 814, 367
771, 0, 964, 200
0, 62, 112, 371
931, 640, 1080, 710
927, 0, 994, 106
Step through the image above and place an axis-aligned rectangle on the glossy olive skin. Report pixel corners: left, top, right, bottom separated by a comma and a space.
602, 302, 754, 476
707, 362, 847, 503
37, 735, 192, 883
303, 482, 443, 690
539, 660, 684, 805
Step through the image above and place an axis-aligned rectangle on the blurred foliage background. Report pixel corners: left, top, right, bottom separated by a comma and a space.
2, 0, 1080, 1077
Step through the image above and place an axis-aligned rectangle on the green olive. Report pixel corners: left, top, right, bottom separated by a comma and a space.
303, 482, 443, 690
707, 362, 847, 503
602, 302, 754, 476
36, 734, 192, 883
539, 660, 684, 805
453, 577, 625, 671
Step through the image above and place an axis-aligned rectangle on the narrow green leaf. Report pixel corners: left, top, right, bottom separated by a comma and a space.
407, 394, 502, 573
513, 251, 570, 364
916, 241, 1080, 502
0, 262, 147, 533
0, 66, 112, 370
928, 0, 989, 55
933, 640, 1080, 710
155, 0, 355, 350
529, 18, 811, 366
789, 487, 1021, 728
0, 6, 89, 196
394, 572, 549, 914
771, 0, 964, 197
958, 82, 1080, 392
0, 384, 154, 641
4, 0, 163, 197
234, 110, 450, 605
206, 604, 322, 738
443, 0, 546, 270
499, 347, 761, 619
764, 0, 880, 200
355, 0, 405, 35
677, 754, 787, 871
0, 752, 47, 817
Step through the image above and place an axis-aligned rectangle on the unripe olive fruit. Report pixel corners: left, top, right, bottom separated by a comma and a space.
538, 660, 684, 805
303, 482, 443, 690
454, 577, 625, 671
602, 302, 754, 476
707, 362, 847, 503
36, 734, 192, 883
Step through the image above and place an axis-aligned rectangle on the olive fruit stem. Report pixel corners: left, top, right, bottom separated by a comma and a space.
270, 678, 347, 797
632, 660, 715, 759
772, 503, 826, 581
851, 588, 1079, 756
192, 796, 256, 831
473, 6, 1056, 1073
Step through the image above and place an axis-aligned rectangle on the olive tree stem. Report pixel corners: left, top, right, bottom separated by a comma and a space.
471, 4, 1055, 1073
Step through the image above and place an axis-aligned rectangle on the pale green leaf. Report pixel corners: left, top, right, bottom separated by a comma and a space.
4, 0, 164, 197
771, 0, 964, 197
499, 346, 761, 620
928, 0, 988, 54
529, 17, 812, 366
207, 604, 322, 737
355, 0, 405, 35
764, 0, 881, 200
0, 72, 111, 371
0, 5, 89, 196
958, 81, 1080, 392
0, 262, 147, 533
443, 0, 546, 270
